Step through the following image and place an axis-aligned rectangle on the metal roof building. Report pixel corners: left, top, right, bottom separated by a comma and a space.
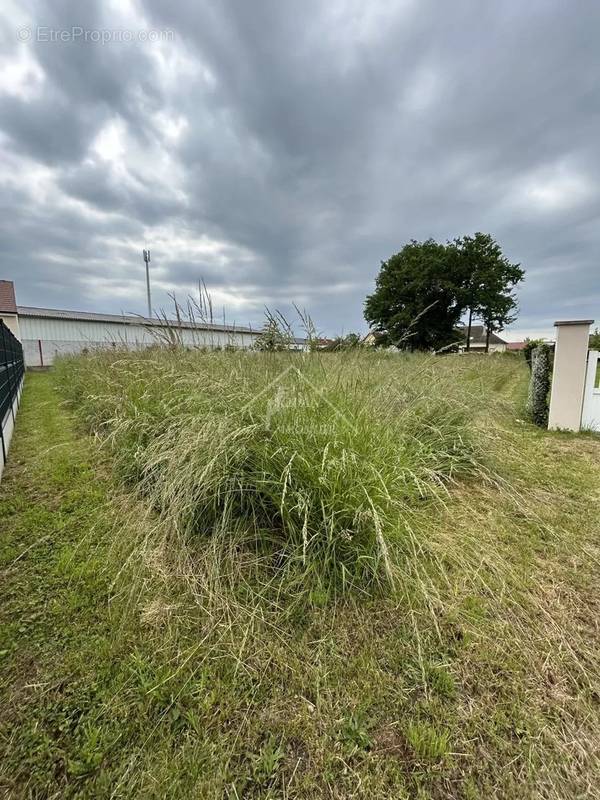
0, 280, 263, 366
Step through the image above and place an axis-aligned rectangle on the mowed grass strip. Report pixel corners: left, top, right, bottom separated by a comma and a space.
1, 361, 600, 798
0, 372, 117, 795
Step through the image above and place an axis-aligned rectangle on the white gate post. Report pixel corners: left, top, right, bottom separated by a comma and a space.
548, 319, 593, 432
581, 350, 600, 431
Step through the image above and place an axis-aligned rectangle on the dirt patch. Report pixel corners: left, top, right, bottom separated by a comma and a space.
372, 725, 413, 762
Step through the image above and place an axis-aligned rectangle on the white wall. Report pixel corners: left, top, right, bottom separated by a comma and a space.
459, 343, 506, 353
19, 316, 260, 366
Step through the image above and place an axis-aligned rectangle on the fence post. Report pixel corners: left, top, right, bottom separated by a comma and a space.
0, 324, 7, 467
548, 319, 593, 432
3, 323, 16, 422
0, 416, 5, 465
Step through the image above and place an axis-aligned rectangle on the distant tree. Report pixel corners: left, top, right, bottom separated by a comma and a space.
322, 333, 364, 352
342, 332, 362, 349
590, 328, 600, 350
253, 318, 290, 352
479, 291, 519, 352
365, 234, 524, 352
364, 240, 463, 351
523, 338, 545, 369
454, 233, 524, 352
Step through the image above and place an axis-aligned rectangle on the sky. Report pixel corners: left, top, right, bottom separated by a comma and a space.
1, 0, 599, 340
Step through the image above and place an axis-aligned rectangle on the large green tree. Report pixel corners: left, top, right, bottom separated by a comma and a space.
365, 234, 524, 352
454, 233, 524, 351
364, 239, 463, 351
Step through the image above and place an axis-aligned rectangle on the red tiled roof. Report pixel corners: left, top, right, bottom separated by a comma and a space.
0, 280, 17, 313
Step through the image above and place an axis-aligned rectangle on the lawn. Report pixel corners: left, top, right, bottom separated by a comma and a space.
1, 353, 600, 799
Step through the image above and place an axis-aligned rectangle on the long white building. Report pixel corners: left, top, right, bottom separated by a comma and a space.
0, 280, 265, 366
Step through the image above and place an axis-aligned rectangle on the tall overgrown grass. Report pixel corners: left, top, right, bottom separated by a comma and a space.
54, 348, 518, 595
44, 349, 600, 795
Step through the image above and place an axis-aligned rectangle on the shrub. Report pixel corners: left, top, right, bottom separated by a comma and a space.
320, 333, 364, 352
589, 328, 600, 350
523, 338, 545, 369
526, 344, 551, 426
253, 317, 291, 352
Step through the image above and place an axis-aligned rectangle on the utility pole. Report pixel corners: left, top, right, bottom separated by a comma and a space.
143, 248, 152, 317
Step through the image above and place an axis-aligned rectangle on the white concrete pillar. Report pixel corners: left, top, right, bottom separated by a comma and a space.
548, 319, 593, 432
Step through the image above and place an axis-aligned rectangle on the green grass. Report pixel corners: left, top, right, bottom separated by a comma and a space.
51, 348, 500, 594
1, 355, 600, 798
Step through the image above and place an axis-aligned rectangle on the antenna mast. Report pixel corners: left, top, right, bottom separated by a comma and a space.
143, 248, 152, 317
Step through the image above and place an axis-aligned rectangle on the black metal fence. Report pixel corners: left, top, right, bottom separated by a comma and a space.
0, 320, 25, 468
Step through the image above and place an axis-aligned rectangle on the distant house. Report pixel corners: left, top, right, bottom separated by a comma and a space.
0, 279, 19, 339
506, 341, 526, 351
363, 331, 385, 347
460, 325, 507, 353
314, 337, 336, 350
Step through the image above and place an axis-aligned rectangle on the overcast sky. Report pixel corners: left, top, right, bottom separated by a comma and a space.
1, 0, 599, 339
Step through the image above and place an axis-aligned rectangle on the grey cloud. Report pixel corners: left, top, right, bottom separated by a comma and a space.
2, 0, 600, 335
59, 162, 186, 224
